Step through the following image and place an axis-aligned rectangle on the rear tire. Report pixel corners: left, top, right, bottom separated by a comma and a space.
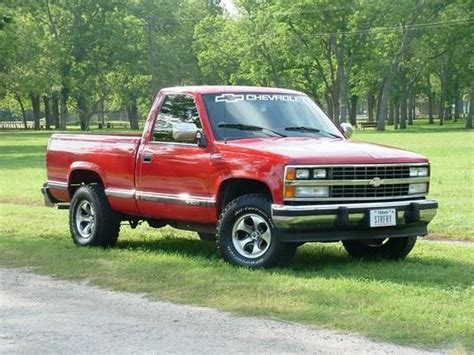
342, 237, 417, 260
69, 184, 121, 248
217, 194, 297, 268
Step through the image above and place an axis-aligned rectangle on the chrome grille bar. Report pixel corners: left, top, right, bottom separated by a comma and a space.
331, 165, 410, 180
285, 177, 429, 186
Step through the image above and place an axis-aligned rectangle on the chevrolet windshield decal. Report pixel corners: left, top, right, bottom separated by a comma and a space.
215, 93, 245, 103
215, 93, 304, 103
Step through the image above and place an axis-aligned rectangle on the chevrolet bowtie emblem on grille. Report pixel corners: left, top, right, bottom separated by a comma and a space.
215, 93, 245, 103
369, 177, 382, 187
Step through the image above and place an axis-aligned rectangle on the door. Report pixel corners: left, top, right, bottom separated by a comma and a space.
136, 94, 215, 223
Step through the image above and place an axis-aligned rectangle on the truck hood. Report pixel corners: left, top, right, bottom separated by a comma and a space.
221, 137, 427, 165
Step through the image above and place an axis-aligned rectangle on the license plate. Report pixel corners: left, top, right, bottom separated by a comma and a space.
370, 209, 396, 227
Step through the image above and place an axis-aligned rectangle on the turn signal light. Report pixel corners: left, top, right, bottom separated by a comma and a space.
286, 168, 296, 180
285, 185, 295, 198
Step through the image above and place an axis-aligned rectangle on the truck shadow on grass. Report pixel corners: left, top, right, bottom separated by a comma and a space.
116, 237, 474, 290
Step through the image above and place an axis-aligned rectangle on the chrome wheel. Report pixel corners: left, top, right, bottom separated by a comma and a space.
75, 200, 95, 240
231, 213, 271, 259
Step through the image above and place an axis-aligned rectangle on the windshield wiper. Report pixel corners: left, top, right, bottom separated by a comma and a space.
218, 123, 286, 137
284, 126, 341, 138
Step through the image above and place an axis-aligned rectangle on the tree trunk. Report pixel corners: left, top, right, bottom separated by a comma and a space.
388, 100, 394, 126
439, 70, 447, 126
43, 95, 51, 130
445, 99, 452, 121
408, 91, 414, 125
100, 97, 105, 127
30, 93, 41, 130
454, 85, 461, 121
400, 89, 407, 130
76, 94, 90, 131
367, 94, 375, 122
332, 99, 340, 124
325, 92, 334, 120
427, 75, 434, 124
376, 0, 426, 131
335, 43, 348, 123
445, 104, 451, 121
52, 93, 60, 129
376, 82, 387, 131
349, 94, 358, 126
126, 100, 140, 130
330, 84, 340, 124
60, 88, 68, 130
394, 101, 400, 129
466, 79, 473, 129
15, 93, 28, 129
377, 85, 392, 132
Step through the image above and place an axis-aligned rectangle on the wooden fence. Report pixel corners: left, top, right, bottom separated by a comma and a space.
0, 121, 35, 130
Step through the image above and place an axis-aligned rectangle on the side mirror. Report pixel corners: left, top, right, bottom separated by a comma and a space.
196, 130, 208, 147
172, 122, 198, 142
340, 122, 353, 138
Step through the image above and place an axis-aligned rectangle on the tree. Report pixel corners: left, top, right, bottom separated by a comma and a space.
467, 79, 473, 129
1, 0, 471, 133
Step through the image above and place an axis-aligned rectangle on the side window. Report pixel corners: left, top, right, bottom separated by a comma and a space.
153, 95, 202, 142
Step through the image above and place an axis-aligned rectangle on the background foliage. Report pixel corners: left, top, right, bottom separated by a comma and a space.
0, 0, 472, 130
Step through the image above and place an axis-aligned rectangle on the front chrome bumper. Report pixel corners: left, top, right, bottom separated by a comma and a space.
271, 199, 438, 242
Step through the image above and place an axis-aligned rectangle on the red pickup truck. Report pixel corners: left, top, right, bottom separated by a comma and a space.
42, 86, 437, 268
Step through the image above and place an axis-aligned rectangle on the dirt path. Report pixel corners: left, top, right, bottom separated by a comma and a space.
0, 268, 440, 354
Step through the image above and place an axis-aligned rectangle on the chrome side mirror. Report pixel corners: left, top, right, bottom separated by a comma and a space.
340, 122, 353, 138
172, 122, 198, 142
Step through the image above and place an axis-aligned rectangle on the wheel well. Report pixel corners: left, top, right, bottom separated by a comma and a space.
68, 170, 104, 197
217, 179, 272, 214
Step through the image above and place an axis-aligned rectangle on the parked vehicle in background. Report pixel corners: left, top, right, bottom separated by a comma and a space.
42, 86, 438, 268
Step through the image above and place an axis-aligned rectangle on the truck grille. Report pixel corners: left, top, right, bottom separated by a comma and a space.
284, 164, 430, 201
330, 166, 410, 180
331, 184, 410, 198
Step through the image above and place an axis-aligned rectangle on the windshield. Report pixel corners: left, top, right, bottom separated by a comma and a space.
202, 93, 343, 141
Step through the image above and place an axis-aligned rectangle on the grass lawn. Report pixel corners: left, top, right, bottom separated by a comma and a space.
0, 120, 473, 351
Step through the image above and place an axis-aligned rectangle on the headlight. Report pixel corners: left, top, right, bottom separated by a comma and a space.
409, 183, 428, 194
410, 166, 429, 177
295, 169, 310, 179
295, 186, 329, 198
286, 167, 327, 180
313, 168, 327, 179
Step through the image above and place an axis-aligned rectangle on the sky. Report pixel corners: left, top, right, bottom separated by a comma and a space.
221, 0, 238, 16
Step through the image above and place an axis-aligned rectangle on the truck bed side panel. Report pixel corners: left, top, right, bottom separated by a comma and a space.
46, 133, 141, 215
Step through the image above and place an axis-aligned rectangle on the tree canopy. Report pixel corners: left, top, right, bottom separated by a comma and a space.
0, 0, 472, 130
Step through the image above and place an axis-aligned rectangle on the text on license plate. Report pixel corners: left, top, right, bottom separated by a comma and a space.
370, 209, 396, 227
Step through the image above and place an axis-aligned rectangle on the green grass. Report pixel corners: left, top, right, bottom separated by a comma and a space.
0, 203, 473, 351
0, 121, 473, 351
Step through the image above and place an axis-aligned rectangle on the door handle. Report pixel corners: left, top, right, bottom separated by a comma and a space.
143, 153, 153, 163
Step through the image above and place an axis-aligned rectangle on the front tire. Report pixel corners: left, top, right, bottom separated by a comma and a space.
217, 194, 297, 268
69, 184, 121, 247
342, 237, 417, 260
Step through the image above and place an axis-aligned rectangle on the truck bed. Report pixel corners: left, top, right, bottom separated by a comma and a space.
46, 133, 142, 213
